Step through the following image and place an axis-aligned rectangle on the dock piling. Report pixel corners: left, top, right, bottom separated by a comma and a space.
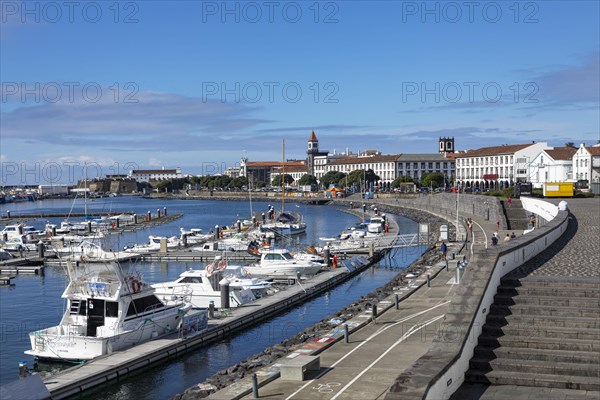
427, 274, 431, 287
344, 323, 349, 343
372, 304, 377, 323
252, 373, 259, 398
395, 294, 399, 310
209, 301, 215, 319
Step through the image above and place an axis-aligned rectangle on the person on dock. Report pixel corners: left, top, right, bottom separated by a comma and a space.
503, 233, 511, 242
491, 234, 498, 246
510, 232, 516, 239
440, 241, 447, 260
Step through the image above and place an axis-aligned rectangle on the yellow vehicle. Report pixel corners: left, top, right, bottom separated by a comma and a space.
543, 182, 574, 197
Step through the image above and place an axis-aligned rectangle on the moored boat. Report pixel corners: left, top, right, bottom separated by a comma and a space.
25, 261, 207, 361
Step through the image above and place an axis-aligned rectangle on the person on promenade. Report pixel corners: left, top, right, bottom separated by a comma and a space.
466, 218, 473, 242
510, 232, 516, 239
496, 220, 501, 231
507, 197, 512, 208
441, 241, 447, 260
504, 233, 511, 242
491, 235, 498, 246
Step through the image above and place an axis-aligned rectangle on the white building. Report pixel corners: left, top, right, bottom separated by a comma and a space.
129, 168, 182, 183
455, 142, 550, 189
38, 185, 70, 195
271, 164, 308, 184
572, 143, 600, 184
528, 147, 577, 188
396, 154, 455, 183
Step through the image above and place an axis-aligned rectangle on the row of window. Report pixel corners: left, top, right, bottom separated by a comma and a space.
457, 155, 513, 167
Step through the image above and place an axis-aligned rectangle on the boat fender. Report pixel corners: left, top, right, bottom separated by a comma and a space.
217, 260, 228, 271
206, 263, 214, 275
131, 278, 141, 293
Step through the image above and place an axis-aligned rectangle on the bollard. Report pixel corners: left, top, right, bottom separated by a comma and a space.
455, 267, 461, 284
220, 278, 230, 309
427, 274, 431, 287
445, 259, 449, 272
17, 225, 23, 235
157, 208, 161, 218
261, 213, 266, 223
147, 211, 152, 221
252, 373, 259, 398
116, 218, 120, 228
18, 361, 28, 379
37, 241, 45, 259
323, 246, 330, 268
395, 294, 399, 310
182, 234, 188, 247
452, 252, 455, 260
52, 226, 57, 237
215, 225, 220, 240
6, 211, 10, 218
87, 221, 92, 233
372, 304, 377, 323
133, 213, 138, 224
209, 301, 215, 319
163, 207, 167, 216
252, 216, 256, 226
237, 220, 241, 232
344, 323, 349, 343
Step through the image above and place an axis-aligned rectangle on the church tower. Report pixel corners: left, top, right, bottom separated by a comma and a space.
439, 137, 455, 155
307, 131, 319, 176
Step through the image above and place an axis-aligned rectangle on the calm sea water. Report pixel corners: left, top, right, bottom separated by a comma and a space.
0, 197, 425, 399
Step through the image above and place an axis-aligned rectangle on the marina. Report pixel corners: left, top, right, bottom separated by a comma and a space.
0, 197, 422, 399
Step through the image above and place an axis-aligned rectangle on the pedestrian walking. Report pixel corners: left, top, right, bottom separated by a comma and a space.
507, 197, 512, 208
441, 241, 447, 260
491, 235, 498, 246
496, 220, 500, 231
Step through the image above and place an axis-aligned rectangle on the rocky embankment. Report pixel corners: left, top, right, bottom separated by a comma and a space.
172, 246, 445, 400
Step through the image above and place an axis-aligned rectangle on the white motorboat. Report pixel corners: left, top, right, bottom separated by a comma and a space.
153, 265, 259, 309
25, 261, 207, 361
2, 234, 38, 252
124, 235, 180, 253
192, 237, 251, 253
54, 240, 139, 262
0, 224, 44, 241
180, 228, 213, 245
243, 248, 324, 278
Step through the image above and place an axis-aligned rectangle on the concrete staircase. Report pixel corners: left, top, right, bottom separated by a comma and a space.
503, 199, 530, 230
464, 275, 600, 391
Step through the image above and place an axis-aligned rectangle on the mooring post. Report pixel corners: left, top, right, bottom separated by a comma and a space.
252, 373, 259, 398
372, 304, 377, 323
344, 323, 349, 343
427, 274, 431, 288
395, 294, 399, 310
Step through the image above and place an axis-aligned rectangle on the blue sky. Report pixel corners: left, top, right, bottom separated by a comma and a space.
1, 0, 599, 184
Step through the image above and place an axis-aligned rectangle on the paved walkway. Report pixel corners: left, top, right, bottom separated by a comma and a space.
241, 257, 459, 400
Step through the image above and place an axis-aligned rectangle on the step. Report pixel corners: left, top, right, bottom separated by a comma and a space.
494, 294, 600, 308
465, 369, 600, 391
470, 357, 600, 378
473, 345, 600, 365
478, 334, 600, 352
501, 276, 600, 289
490, 303, 600, 318
486, 314, 600, 329
496, 285, 600, 299
482, 324, 600, 341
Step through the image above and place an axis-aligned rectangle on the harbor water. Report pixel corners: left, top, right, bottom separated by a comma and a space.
0, 197, 427, 399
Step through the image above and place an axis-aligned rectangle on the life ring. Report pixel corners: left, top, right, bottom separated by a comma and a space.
205, 263, 214, 275
217, 259, 228, 271
47, 231, 53, 238
131, 278, 141, 293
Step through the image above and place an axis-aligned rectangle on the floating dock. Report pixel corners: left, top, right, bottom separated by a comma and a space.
40, 255, 379, 400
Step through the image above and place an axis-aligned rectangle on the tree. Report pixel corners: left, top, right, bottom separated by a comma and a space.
420, 172, 445, 188
346, 169, 380, 186
254, 180, 267, 188
271, 174, 294, 187
228, 176, 248, 189
155, 180, 173, 192
319, 171, 347, 188
565, 142, 575, 148
298, 174, 318, 186
391, 175, 414, 188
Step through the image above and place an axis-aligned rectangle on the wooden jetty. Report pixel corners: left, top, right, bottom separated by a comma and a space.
139, 250, 259, 263
0, 256, 45, 275
0, 275, 15, 285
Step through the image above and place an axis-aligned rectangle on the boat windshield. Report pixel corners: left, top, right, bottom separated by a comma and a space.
281, 252, 294, 260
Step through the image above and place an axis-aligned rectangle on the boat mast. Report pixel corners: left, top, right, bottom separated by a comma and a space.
84, 163, 88, 217
281, 139, 285, 214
